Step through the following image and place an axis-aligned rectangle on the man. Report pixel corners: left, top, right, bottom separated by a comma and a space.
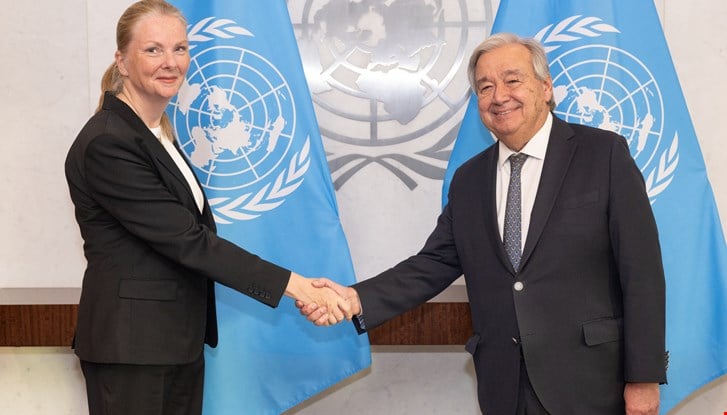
302, 33, 666, 415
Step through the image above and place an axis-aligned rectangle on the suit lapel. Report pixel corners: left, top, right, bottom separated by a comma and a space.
150, 139, 217, 228
479, 146, 517, 274
520, 117, 577, 270
171, 138, 216, 229
145, 135, 198, 206
177, 137, 216, 229
105, 93, 205, 218
153, 138, 217, 229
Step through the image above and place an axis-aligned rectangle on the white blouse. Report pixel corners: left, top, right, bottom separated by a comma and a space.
150, 126, 205, 214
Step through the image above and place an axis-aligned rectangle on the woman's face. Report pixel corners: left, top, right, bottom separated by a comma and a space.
116, 13, 189, 105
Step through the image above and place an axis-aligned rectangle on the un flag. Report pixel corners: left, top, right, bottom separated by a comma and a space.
444, 1, 727, 413
168, 1, 371, 414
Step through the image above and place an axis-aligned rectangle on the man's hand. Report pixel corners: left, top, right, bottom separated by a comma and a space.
284, 273, 351, 325
624, 382, 659, 415
295, 278, 361, 326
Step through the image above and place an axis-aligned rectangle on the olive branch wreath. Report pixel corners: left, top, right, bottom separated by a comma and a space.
535, 15, 679, 203
184, 17, 311, 222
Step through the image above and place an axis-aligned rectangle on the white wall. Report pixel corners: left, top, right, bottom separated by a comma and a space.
1, 0, 725, 414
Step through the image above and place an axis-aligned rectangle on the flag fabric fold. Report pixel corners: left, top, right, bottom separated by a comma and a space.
168, 1, 371, 413
444, 1, 727, 413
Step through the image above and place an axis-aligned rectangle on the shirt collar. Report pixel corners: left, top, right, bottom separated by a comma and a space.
498, 112, 553, 168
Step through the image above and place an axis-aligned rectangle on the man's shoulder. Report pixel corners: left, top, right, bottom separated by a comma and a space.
459, 142, 497, 170
557, 116, 627, 149
567, 120, 617, 137
446, 144, 496, 196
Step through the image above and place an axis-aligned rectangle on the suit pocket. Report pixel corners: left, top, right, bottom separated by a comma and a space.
582, 317, 622, 346
558, 190, 600, 209
119, 278, 178, 301
464, 333, 481, 355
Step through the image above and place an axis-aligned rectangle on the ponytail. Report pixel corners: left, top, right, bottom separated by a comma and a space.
96, 62, 124, 113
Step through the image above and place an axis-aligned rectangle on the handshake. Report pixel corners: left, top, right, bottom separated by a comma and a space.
286, 273, 361, 326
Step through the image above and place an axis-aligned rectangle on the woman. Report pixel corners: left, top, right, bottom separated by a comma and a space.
64, 1, 346, 414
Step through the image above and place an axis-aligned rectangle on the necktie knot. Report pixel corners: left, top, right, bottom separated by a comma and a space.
509, 153, 527, 171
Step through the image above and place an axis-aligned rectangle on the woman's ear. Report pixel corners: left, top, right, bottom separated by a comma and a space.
115, 50, 128, 76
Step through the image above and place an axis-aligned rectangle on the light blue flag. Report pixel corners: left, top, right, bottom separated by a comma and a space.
167, 1, 371, 413
444, 1, 727, 413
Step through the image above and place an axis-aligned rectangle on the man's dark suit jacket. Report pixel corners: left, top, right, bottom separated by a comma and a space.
353, 115, 666, 414
65, 93, 290, 365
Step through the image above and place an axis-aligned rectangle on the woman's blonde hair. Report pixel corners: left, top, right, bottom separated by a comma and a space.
97, 0, 186, 139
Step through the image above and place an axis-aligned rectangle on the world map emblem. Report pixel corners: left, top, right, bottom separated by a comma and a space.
536, 16, 679, 203
290, 0, 492, 189
170, 18, 310, 223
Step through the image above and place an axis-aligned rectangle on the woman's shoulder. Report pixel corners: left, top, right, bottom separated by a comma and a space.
81, 96, 148, 140
68, 109, 146, 166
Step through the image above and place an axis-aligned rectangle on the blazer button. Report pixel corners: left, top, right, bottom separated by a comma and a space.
513, 281, 524, 291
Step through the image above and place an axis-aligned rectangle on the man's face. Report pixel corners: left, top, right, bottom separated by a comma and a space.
474, 43, 553, 151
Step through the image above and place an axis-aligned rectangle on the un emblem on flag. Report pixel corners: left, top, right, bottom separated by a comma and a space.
170, 18, 310, 222
537, 16, 679, 203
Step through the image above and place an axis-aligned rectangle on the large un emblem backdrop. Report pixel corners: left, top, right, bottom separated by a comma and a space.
288, 0, 493, 279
